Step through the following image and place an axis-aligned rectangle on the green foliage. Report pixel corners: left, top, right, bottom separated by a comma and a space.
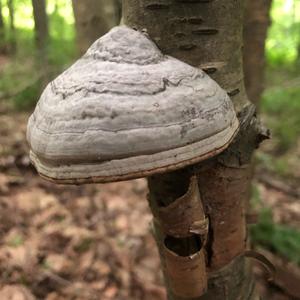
47, 36, 76, 68
0, 0, 76, 110
251, 209, 300, 265
250, 187, 300, 265
267, 0, 300, 67
251, 184, 263, 208
255, 152, 288, 177
13, 78, 42, 110
261, 85, 300, 152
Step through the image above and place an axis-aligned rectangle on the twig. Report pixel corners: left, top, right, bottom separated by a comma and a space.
41, 270, 97, 299
257, 173, 300, 198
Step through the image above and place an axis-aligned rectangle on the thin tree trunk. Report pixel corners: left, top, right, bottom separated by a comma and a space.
114, 0, 122, 24
297, 37, 300, 66
0, 0, 4, 36
31, 0, 50, 89
72, 0, 121, 54
31, 0, 49, 54
124, 1, 268, 299
243, 0, 273, 105
0, 0, 5, 53
7, 0, 14, 31
7, 0, 16, 53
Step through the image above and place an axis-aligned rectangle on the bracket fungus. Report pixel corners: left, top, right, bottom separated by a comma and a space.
27, 26, 239, 184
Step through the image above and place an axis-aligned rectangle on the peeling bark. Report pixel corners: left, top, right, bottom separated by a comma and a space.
163, 244, 207, 298
149, 172, 208, 299
200, 258, 255, 300
197, 164, 249, 269
197, 105, 269, 271
149, 176, 208, 238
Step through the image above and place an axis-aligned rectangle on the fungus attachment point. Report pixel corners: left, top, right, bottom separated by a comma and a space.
27, 26, 239, 184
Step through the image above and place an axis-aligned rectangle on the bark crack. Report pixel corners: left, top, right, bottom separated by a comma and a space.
146, 3, 170, 10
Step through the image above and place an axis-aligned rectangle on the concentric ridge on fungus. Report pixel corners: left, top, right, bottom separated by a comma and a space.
27, 26, 239, 184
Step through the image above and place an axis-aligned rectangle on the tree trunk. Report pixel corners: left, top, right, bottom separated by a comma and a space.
243, 0, 272, 105
32, 0, 49, 53
31, 0, 49, 88
7, 0, 14, 31
72, 0, 121, 54
124, 1, 269, 299
0, 0, 6, 53
0, 0, 4, 35
297, 36, 300, 66
114, 0, 122, 24
7, 0, 16, 53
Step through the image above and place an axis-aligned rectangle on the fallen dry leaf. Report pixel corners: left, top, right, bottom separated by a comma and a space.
0, 285, 36, 300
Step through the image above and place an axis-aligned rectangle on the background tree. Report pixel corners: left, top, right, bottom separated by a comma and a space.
296, 23, 300, 65
31, 0, 49, 54
7, 0, 16, 53
72, 0, 121, 54
243, 0, 273, 105
0, 0, 5, 53
31, 0, 49, 90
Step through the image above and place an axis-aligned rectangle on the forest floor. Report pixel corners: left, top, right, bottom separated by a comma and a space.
0, 101, 299, 300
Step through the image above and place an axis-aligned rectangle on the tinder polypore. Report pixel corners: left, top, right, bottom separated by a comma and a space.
27, 26, 239, 184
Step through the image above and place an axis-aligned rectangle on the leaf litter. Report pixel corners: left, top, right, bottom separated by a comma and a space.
0, 104, 299, 299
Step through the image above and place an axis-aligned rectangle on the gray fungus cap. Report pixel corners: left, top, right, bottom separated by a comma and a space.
27, 26, 239, 184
